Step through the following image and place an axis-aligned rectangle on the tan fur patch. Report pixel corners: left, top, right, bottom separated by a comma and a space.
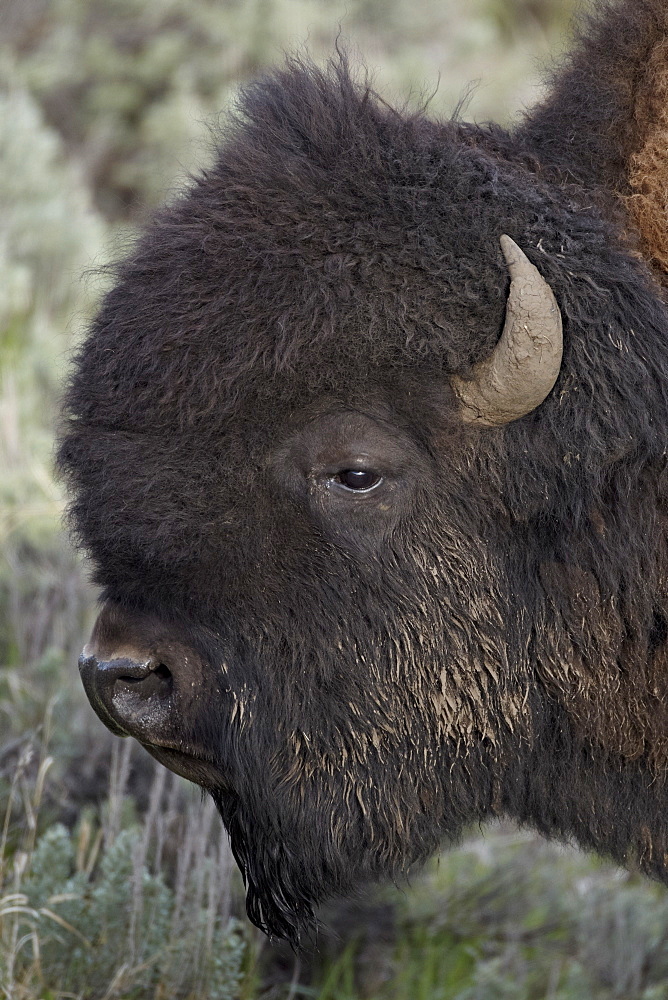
626, 39, 668, 275
538, 557, 668, 771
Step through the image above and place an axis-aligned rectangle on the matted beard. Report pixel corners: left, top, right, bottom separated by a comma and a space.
208, 731, 501, 946
212, 787, 323, 944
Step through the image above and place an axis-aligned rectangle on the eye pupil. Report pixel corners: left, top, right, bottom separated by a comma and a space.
337, 469, 381, 491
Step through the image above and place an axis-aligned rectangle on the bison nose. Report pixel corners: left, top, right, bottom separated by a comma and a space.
80, 653, 173, 700
78, 651, 174, 740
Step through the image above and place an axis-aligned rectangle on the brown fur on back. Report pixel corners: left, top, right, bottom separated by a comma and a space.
627, 38, 668, 275
519, 1, 668, 280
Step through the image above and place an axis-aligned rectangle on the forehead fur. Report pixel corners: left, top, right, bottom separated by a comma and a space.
185, 55, 512, 375
71, 56, 618, 437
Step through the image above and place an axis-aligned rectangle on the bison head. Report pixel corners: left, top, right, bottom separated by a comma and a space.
60, 7, 668, 944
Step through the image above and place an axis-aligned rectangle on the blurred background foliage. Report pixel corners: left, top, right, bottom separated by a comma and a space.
8, 1, 668, 998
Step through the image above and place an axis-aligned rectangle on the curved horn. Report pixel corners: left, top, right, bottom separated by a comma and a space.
452, 235, 563, 426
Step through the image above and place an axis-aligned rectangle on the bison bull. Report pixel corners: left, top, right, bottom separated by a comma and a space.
59, 0, 668, 943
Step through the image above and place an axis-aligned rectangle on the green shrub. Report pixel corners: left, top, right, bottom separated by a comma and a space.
2, 813, 245, 998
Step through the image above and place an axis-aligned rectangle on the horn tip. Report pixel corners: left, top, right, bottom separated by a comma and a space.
499, 234, 521, 265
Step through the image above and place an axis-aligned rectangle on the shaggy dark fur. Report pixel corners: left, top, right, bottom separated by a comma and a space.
59, 0, 668, 944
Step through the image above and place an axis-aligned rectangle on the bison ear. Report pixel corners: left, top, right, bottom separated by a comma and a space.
517, 0, 668, 275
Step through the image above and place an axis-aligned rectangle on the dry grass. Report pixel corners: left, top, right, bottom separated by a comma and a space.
0, 730, 246, 1000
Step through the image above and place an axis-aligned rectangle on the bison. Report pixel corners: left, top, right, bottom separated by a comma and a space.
59, 0, 668, 944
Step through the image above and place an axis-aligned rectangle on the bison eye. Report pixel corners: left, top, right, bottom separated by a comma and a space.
334, 469, 382, 491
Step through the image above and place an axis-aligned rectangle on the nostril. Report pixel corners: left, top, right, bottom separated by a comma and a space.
117, 661, 170, 681
114, 659, 173, 699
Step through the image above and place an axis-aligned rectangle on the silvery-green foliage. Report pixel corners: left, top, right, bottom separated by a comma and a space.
0, 79, 105, 685
16, 822, 245, 999
207, 932, 246, 1000
455, 956, 530, 1000
0, 83, 106, 377
386, 836, 668, 1000
21, 825, 91, 987
577, 883, 668, 998
22, 824, 78, 900
0, 78, 106, 534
